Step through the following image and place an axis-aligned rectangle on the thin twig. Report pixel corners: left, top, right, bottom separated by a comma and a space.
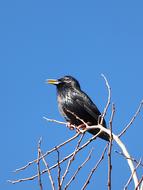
43, 117, 67, 125
100, 73, 111, 125
56, 148, 61, 190
64, 148, 94, 190
115, 150, 143, 167
40, 151, 56, 190
43, 116, 76, 130
66, 109, 88, 131
118, 100, 143, 137
8, 131, 101, 184
81, 144, 108, 190
49, 130, 102, 171
8, 176, 38, 184
37, 137, 43, 190
85, 124, 139, 189
135, 175, 143, 190
14, 132, 80, 173
9, 75, 142, 190
60, 133, 85, 187
124, 159, 142, 190
9, 124, 139, 189
108, 103, 115, 190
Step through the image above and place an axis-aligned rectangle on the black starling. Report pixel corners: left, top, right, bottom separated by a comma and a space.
47, 75, 109, 141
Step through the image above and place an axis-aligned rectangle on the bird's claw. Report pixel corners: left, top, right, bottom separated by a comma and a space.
77, 124, 87, 130
66, 123, 87, 134
75, 124, 87, 133
66, 122, 75, 130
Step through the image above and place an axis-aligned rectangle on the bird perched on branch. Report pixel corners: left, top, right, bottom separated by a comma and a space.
47, 75, 109, 141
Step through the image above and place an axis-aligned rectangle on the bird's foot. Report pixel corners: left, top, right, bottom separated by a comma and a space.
76, 124, 87, 133
77, 124, 86, 130
66, 122, 75, 130
67, 123, 89, 133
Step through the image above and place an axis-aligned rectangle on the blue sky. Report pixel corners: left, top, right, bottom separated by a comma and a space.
0, 0, 143, 189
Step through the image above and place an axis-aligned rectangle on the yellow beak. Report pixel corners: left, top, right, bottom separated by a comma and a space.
46, 79, 60, 85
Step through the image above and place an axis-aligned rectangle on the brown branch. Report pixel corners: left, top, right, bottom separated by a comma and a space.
115, 150, 143, 167
14, 132, 80, 173
85, 124, 139, 189
135, 175, 143, 190
40, 150, 56, 190
8, 131, 102, 184
37, 138, 43, 190
64, 148, 94, 190
108, 103, 115, 190
60, 133, 85, 187
49, 130, 102, 171
81, 144, 108, 190
56, 148, 61, 190
9, 123, 140, 189
118, 100, 143, 137
66, 109, 88, 132
124, 159, 142, 190
8, 75, 142, 190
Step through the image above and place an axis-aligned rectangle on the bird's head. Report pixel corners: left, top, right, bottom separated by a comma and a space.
47, 75, 81, 90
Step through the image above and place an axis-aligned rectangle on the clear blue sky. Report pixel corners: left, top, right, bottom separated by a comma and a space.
0, 0, 143, 189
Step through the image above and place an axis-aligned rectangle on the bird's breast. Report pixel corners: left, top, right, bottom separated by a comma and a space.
57, 90, 73, 115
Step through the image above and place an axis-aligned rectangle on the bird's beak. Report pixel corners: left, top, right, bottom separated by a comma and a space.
46, 79, 60, 85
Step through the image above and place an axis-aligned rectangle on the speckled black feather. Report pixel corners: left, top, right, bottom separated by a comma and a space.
53, 76, 109, 141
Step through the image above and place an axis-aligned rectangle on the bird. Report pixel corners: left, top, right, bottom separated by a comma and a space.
47, 75, 109, 141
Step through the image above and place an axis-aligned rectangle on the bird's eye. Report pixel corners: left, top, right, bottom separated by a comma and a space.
65, 79, 71, 83
63, 78, 71, 83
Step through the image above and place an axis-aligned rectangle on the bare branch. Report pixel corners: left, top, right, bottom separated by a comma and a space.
81, 144, 108, 190
86, 124, 139, 189
37, 137, 43, 190
8, 176, 37, 184
118, 100, 143, 137
108, 103, 115, 190
9, 75, 142, 190
124, 159, 142, 190
9, 123, 140, 189
64, 148, 94, 190
60, 133, 85, 187
40, 151, 56, 190
49, 130, 102, 171
115, 150, 143, 167
8, 130, 102, 184
66, 109, 88, 132
55, 148, 62, 190
43, 117, 67, 125
135, 175, 143, 190
14, 132, 80, 173
100, 73, 111, 125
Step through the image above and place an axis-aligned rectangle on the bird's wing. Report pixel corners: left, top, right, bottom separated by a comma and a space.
73, 91, 102, 121
73, 92, 108, 140
76, 99, 100, 119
